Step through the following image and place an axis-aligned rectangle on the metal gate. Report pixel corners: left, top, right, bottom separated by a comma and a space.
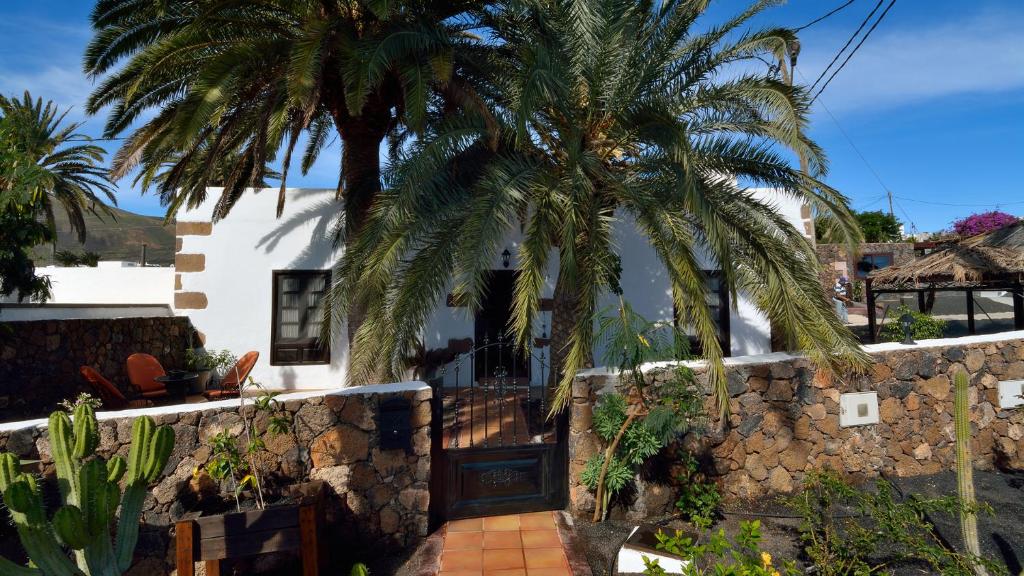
429, 335, 567, 525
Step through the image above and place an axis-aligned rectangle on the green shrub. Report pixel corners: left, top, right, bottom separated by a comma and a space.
674, 452, 721, 529
643, 520, 797, 576
881, 304, 946, 342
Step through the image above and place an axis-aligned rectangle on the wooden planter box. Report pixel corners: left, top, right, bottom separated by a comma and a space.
175, 504, 321, 576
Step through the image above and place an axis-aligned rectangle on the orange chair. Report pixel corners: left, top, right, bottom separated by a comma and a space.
79, 366, 153, 410
125, 353, 171, 400
203, 351, 258, 400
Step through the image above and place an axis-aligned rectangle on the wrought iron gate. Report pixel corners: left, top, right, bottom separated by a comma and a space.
429, 335, 567, 525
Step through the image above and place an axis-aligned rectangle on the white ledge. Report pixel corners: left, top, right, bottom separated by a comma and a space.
576, 330, 1024, 378
0, 381, 429, 434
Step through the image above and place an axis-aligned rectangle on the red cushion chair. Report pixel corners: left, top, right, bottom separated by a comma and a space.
125, 353, 171, 400
79, 366, 153, 410
203, 351, 258, 400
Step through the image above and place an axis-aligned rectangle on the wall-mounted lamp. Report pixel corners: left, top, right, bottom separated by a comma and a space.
899, 312, 916, 345
501, 248, 511, 269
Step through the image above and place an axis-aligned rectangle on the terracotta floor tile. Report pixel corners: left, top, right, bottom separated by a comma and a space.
518, 512, 555, 530
445, 531, 485, 550
486, 569, 527, 576
523, 548, 567, 570
483, 530, 522, 549
526, 568, 572, 576
441, 571, 483, 576
483, 548, 526, 570
520, 529, 562, 549
483, 514, 521, 531
449, 518, 485, 532
442, 549, 483, 571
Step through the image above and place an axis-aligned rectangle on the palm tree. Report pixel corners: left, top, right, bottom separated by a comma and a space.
85, 0, 481, 348
0, 92, 116, 242
333, 0, 868, 417
84, 0, 479, 227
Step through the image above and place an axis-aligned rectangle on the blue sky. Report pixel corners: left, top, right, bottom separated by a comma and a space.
1, 0, 1022, 233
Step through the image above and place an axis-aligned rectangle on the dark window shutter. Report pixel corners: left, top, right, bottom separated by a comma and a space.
272, 270, 331, 365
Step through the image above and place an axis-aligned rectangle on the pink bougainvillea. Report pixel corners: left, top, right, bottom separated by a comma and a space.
952, 211, 1019, 237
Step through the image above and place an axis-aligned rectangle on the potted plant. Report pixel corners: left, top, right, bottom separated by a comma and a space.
184, 348, 236, 394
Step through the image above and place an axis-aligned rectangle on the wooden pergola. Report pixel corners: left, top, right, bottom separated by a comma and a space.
865, 223, 1024, 342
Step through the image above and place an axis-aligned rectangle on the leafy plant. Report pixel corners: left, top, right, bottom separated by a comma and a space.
185, 348, 236, 374
205, 378, 291, 512
855, 210, 902, 243
583, 300, 706, 522
881, 304, 946, 342
674, 453, 721, 529
643, 520, 797, 576
790, 469, 1002, 576
58, 392, 102, 414
53, 251, 101, 267
0, 405, 174, 575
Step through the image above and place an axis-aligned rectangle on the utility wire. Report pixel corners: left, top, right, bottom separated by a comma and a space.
811, 0, 897, 103
794, 0, 858, 32
797, 68, 890, 196
894, 196, 1024, 208
807, 0, 884, 94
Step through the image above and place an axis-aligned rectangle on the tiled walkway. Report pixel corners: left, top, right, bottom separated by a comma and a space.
439, 511, 574, 576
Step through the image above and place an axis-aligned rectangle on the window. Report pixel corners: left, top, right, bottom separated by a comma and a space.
673, 271, 731, 357
855, 253, 894, 279
271, 270, 330, 365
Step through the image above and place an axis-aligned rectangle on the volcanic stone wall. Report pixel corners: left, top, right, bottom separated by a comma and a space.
569, 333, 1024, 521
0, 316, 198, 421
0, 382, 432, 573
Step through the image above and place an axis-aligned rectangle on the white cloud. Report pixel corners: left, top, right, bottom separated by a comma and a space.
798, 10, 1024, 113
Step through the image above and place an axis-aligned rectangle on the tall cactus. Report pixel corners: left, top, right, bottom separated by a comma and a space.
953, 370, 989, 576
0, 405, 174, 575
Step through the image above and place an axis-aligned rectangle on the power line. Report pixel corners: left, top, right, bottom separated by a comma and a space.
798, 68, 890, 196
807, 0, 884, 95
812, 0, 897, 103
893, 196, 1024, 208
795, 0, 858, 32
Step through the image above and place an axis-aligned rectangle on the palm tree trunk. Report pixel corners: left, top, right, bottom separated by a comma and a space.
548, 270, 576, 390
330, 93, 391, 383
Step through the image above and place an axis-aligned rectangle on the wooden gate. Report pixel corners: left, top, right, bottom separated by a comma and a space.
429, 335, 567, 525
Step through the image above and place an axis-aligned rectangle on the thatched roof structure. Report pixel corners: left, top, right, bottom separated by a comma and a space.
870, 222, 1024, 288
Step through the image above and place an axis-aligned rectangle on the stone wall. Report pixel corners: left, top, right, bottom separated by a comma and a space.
569, 332, 1024, 520
0, 382, 432, 573
816, 242, 915, 293
0, 316, 198, 421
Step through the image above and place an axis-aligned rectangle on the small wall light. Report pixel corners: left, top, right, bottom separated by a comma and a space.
501, 248, 511, 268
899, 312, 916, 345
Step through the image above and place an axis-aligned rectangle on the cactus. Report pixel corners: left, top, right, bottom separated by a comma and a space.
953, 370, 989, 576
0, 407, 174, 575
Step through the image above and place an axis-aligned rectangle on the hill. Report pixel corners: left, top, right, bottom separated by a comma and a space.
30, 206, 176, 266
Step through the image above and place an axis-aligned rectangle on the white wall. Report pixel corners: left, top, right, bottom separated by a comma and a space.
179, 186, 810, 389
11, 265, 175, 305
176, 188, 346, 391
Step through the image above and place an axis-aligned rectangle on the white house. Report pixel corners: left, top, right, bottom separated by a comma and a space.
173, 187, 814, 391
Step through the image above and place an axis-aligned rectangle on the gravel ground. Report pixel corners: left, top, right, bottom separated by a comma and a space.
575, 469, 1024, 575
893, 469, 1024, 574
